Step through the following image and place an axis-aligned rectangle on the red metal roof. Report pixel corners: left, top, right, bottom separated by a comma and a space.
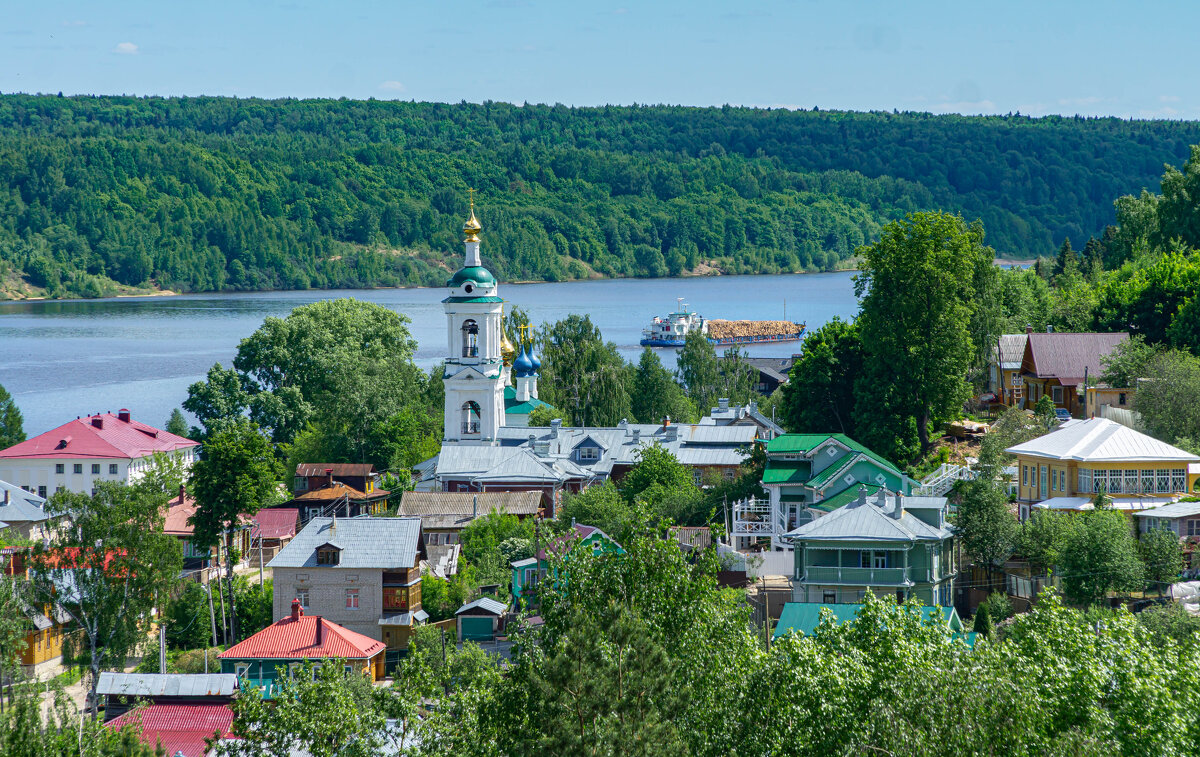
218, 611, 385, 660
164, 491, 198, 537
1024, 332, 1129, 385
0, 412, 198, 460
251, 508, 299, 539
106, 703, 235, 757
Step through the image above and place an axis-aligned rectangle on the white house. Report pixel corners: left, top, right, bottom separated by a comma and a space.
0, 409, 199, 497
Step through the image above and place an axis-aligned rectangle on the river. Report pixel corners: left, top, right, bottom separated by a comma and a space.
0, 272, 860, 436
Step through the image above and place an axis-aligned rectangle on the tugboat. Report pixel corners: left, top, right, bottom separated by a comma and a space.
640, 299, 806, 347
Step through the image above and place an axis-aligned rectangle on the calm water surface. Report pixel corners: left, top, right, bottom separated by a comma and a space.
0, 272, 860, 435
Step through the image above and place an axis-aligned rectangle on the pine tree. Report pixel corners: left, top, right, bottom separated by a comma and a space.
0, 383, 24, 450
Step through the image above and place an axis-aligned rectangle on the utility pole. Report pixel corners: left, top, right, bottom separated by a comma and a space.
216, 574, 228, 645
258, 535, 264, 587
159, 624, 166, 674
206, 582, 218, 648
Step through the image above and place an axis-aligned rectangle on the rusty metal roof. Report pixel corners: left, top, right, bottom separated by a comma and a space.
296, 463, 375, 477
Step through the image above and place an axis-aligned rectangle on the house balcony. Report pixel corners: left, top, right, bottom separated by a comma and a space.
802, 566, 913, 586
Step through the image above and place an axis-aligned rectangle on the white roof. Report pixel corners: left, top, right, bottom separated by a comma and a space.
1006, 418, 1200, 463
1033, 495, 1177, 512
784, 489, 952, 543
1135, 501, 1200, 519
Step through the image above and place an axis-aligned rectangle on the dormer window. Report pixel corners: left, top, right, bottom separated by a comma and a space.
316, 543, 341, 566
578, 446, 599, 462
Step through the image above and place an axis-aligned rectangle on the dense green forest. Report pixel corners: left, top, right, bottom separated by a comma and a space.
1, 94, 1198, 297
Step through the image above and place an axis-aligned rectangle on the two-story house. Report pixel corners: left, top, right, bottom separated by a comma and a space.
0, 410, 198, 497
267, 516, 426, 651
782, 487, 957, 607
1007, 417, 1200, 520
1018, 330, 1129, 417
0, 480, 51, 541
269, 464, 391, 527
510, 523, 623, 609
733, 433, 916, 550
987, 333, 1028, 406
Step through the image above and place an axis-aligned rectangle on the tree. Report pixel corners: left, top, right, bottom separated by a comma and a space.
956, 476, 1017, 591
854, 212, 994, 458
526, 404, 561, 427
1059, 509, 1145, 606
165, 407, 191, 438
1, 686, 160, 756
189, 421, 280, 644
1140, 527, 1183, 596
675, 330, 721, 414
1099, 334, 1159, 388
0, 575, 30, 692
0, 383, 24, 450
29, 477, 183, 718
1019, 509, 1074, 576
618, 444, 694, 504
780, 316, 862, 435
631, 349, 695, 425
163, 581, 213, 651
972, 602, 993, 640
537, 314, 632, 426
1134, 350, 1200, 448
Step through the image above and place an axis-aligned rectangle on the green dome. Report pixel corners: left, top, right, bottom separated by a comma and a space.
446, 266, 496, 289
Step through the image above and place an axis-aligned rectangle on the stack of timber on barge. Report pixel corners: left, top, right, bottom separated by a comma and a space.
640, 299, 805, 347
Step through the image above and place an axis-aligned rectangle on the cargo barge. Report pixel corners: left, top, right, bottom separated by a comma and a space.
640, 299, 805, 347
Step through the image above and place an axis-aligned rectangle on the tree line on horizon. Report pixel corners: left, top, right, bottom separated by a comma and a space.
1, 94, 1198, 298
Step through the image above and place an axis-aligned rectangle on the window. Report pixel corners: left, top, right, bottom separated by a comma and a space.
235, 663, 249, 678
461, 401, 481, 436
1157, 470, 1171, 493
1051, 385, 1064, 404
1119, 392, 1127, 406
1039, 465, 1048, 499
345, 588, 359, 609
1172, 469, 1187, 492
872, 552, 887, 570
1141, 470, 1155, 494
1078, 468, 1092, 494
1107, 469, 1122, 494
91, 464, 100, 474
344, 665, 354, 674
295, 589, 310, 607
1124, 469, 1139, 495
37, 486, 46, 498
1022, 466, 1028, 486
55, 464, 64, 474
1051, 469, 1058, 492
316, 548, 340, 566
73, 464, 83, 474
461, 319, 479, 357
56, 486, 65, 493
577, 446, 599, 461
823, 591, 837, 603
1187, 520, 1200, 537
109, 464, 118, 475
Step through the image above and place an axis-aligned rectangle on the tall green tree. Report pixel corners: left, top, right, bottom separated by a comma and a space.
630, 349, 695, 424
1059, 509, 1145, 606
0, 382, 25, 450
189, 421, 281, 644
1134, 350, 1200, 448
780, 316, 862, 435
675, 330, 721, 414
1140, 527, 1183, 596
29, 478, 183, 718
1098, 334, 1159, 388
854, 212, 995, 459
165, 407, 191, 438
537, 314, 632, 426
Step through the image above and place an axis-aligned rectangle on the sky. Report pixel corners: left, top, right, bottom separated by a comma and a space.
0, 1, 1194, 119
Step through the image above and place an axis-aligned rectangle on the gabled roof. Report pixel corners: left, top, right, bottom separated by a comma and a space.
457, 596, 508, 616
105, 703, 234, 757
763, 461, 811, 485
268, 517, 422, 570
1135, 500, 1200, 519
398, 491, 541, 522
219, 612, 384, 660
785, 489, 952, 542
1023, 332, 1129, 384
773, 602, 964, 639
0, 480, 48, 524
251, 508, 299, 540
0, 412, 197, 460
296, 463, 375, 477
1006, 418, 1200, 463
572, 435, 607, 452
293, 482, 387, 501
767, 434, 904, 478
993, 334, 1028, 370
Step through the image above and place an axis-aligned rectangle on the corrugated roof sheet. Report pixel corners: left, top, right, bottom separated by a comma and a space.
105, 703, 234, 757
457, 597, 508, 616
1025, 331, 1129, 384
763, 461, 811, 485
296, 463, 375, 477
268, 517, 421, 570
0, 413, 197, 460
399, 491, 540, 517
993, 334, 1028, 370
97, 673, 238, 698
252, 508, 299, 539
293, 482, 377, 501
1006, 418, 1200, 463
0, 480, 48, 524
219, 612, 384, 659
1135, 501, 1200, 519
785, 489, 951, 542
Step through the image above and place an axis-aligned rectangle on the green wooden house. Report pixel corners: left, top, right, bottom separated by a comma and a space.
735, 433, 916, 550
782, 487, 958, 607
510, 523, 623, 608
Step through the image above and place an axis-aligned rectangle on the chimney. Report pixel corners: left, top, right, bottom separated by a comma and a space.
331, 514, 337, 537
91, 416, 103, 429
632, 427, 641, 444
325, 468, 334, 487
718, 398, 729, 411
177, 484, 186, 504
1025, 325, 1033, 335
662, 416, 671, 430
316, 618, 322, 644
291, 598, 303, 620
1046, 324, 1054, 333
118, 409, 130, 423
855, 485, 868, 506
892, 492, 905, 520
550, 418, 561, 438
3, 489, 9, 505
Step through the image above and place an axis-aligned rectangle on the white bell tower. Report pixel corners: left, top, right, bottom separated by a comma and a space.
442, 193, 506, 443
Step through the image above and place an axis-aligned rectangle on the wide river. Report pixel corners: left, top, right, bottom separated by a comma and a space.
0, 272, 860, 436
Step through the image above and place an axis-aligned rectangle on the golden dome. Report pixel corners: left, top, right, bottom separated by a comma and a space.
463, 189, 482, 243
501, 331, 517, 366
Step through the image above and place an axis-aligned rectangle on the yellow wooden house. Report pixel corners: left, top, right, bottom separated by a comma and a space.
1006, 418, 1200, 521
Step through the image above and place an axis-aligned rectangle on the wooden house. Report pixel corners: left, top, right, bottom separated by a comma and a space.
218, 599, 386, 698
510, 524, 623, 608
455, 596, 508, 642
1018, 330, 1128, 417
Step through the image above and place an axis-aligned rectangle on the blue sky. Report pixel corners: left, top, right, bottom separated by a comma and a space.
1, 1, 1193, 119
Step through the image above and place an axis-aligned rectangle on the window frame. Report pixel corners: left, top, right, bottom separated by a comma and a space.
73, 464, 83, 474
109, 463, 118, 475
55, 464, 64, 474
91, 464, 101, 475
345, 588, 360, 610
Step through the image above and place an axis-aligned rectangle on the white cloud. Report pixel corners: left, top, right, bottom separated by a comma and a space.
930, 100, 998, 115
1160, 95, 1181, 103
379, 80, 405, 92
113, 41, 138, 54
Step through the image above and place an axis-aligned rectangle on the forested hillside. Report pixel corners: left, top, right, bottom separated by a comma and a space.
0, 95, 1197, 298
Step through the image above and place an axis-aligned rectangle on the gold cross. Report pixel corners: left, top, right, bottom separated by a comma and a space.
468, 187, 475, 210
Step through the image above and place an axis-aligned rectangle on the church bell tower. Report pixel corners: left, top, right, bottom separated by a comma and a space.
442, 194, 506, 443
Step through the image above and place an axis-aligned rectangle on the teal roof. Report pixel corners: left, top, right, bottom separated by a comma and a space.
443, 296, 504, 303
446, 266, 497, 288
773, 602, 964, 640
503, 385, 551, 416
763, 461, 811, 485
812, 483, 882, 513
806, 452, 856, 488
767, 433, 904, 478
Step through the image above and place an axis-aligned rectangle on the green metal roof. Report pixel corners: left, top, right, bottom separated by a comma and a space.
443, 296, 504, 303
812, 484, 882, 512
446, 266, 497, 288
767, 433, 904, 478
773, 602, 964, 640
763, 461, 811, 485
506, 397, 552, 415
806, 452, 856, 489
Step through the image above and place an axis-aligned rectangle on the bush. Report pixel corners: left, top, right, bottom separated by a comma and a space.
982, 591, 1014, 623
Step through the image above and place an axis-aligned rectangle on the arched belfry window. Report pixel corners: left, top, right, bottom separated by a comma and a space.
461, 320, 479, 357
461, 401, 481, 435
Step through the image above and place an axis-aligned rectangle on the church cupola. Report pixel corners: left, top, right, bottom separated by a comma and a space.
514, 339, 540, 402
